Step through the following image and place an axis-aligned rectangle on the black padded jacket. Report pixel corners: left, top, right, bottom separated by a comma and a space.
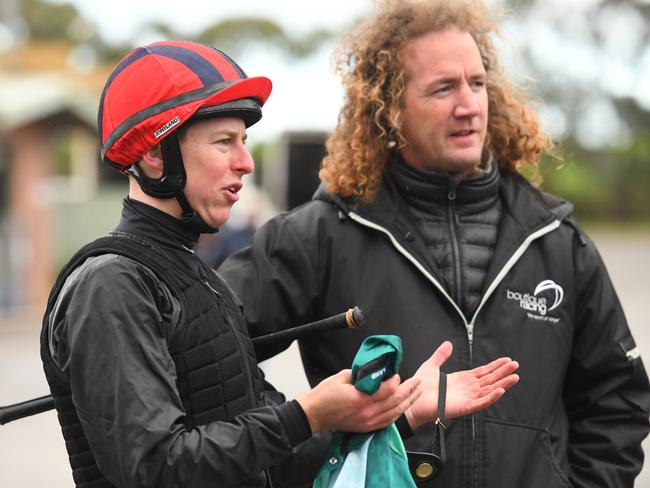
42, 198, 328, 488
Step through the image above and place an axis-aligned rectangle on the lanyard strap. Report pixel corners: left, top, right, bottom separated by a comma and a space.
434, 372, 447, 466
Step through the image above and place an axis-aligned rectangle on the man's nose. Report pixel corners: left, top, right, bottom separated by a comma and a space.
233, 144, 255, 175
453, 83, 481, 118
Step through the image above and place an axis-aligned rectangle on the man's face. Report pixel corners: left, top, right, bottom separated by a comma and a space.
180, 116, 254, 228
399, 29, 488, 174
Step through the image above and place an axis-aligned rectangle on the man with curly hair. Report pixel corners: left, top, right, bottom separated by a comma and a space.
219, 1, 650, 486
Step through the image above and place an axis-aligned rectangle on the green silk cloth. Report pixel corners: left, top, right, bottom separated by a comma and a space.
313, 335, 416, 488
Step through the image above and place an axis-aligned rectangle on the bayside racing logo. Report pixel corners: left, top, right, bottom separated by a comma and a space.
507, 279, 564, 324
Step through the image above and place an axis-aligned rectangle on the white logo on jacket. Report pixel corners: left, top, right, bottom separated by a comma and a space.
506, 279, 564, 323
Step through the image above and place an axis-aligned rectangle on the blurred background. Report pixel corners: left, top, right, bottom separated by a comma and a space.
0, 0, 648, 486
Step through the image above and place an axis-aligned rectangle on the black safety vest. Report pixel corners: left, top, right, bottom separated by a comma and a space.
40, 234, 264, 487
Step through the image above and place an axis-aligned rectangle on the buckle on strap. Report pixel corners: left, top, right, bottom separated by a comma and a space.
405, 371, 448, 484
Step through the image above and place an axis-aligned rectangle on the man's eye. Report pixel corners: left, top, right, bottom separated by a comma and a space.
433, 86, 451, 95
471, 80, 485, 91
216, 138, 231, 145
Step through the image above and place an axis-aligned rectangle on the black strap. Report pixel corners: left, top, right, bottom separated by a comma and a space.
435, 372, 447, 467
405, 371, 448, 484
124, 132, 217, 234
124, 132, 185, 199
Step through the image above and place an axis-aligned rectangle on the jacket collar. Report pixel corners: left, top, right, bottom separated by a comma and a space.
497, 171, 573, 233
387, 155, 501, 216
315, 165, 574, 277
315, 166, 572, 234
115, 198, 201, 252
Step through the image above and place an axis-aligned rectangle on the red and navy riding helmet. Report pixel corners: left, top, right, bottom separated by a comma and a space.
97, 40, 272, 232
98, 41, 271, 168
99, 39, 272, 170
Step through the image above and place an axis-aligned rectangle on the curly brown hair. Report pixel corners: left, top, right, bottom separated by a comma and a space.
320, 0, 555, 202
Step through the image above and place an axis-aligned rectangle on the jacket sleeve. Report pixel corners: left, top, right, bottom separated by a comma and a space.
49, 255, 315, 488
262, 385, 332, 487
563, 233, 650, 487
219, 212, 324, 361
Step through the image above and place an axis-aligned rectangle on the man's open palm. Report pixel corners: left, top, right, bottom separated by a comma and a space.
405, 341, 520, 429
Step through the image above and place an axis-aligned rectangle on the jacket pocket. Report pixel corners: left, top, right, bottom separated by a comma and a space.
483, 418, 572, 488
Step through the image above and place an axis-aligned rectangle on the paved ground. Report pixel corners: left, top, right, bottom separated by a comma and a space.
1, 231, 648, 487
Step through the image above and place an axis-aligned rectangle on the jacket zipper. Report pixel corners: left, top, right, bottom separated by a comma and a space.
447, 186, 464, 320
202, 277, 257, 410
186, 249, 256, 405
203, 275, 272, 486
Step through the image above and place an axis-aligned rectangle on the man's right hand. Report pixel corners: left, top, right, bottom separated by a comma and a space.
404, 341, 520, 430
297, 370, 421, 433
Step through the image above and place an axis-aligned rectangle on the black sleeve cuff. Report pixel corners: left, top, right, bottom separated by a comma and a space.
275, 400, 313, 447
395, 413, 415, 439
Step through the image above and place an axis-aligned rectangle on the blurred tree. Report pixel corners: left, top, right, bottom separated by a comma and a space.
3, 0, 131, 66
142, 17, 334, 59
538, 131, 650, 221
20, 0, 77, 40
502, 0, 650, 222
503, 0, 650, 146
198, 18, 327, 58
12, 1, 339, 63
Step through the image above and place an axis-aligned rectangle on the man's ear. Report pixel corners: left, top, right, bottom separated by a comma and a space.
140, 143, 164, 178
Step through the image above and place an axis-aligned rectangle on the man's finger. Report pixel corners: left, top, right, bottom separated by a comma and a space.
334, 369, 353, 383
372, 377, 421, 427
429, 340, 453, 368
467, 387, 507, 414
478, 361, 519, 387
371, 374, 401, 401
471, 357, 511, 378
482, 373, 520, 394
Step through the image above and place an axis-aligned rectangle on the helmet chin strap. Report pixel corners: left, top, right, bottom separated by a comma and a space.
159, 133, 218, 235
126, 132, 218, 235
172, 188, 218, 235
